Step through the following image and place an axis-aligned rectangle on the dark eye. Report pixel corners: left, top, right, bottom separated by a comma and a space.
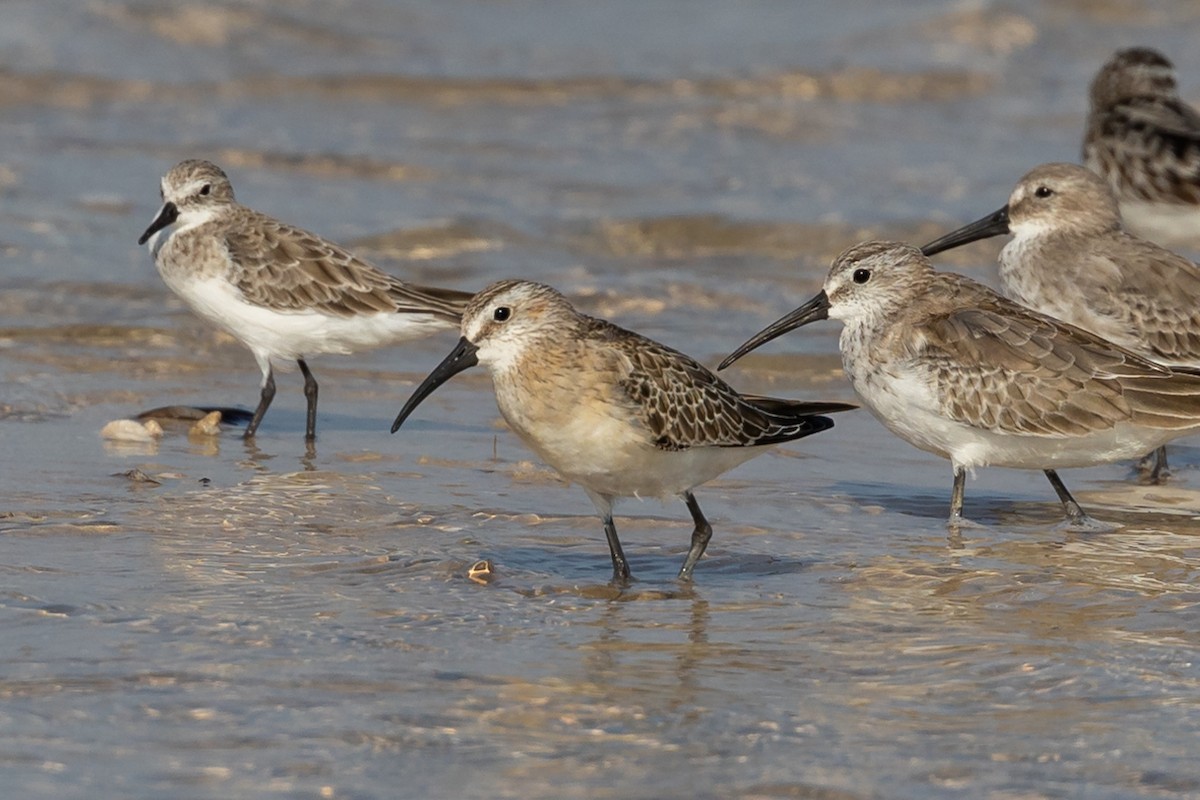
199, 183, 211, 196
1034, 185, 1053, 198
852, 268, 871, 284
493, 306, 511, 322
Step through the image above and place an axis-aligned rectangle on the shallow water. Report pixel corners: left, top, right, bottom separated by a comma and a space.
3, 1, 1200, 798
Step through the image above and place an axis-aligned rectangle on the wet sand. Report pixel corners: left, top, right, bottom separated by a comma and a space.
2, 2, 1200, 798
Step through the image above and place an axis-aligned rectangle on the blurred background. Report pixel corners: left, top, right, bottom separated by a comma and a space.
2, 2, 1199, 798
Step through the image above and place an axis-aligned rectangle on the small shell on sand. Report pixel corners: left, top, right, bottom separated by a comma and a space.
467, 559, 494, 584
188, 410, 223, 437
101, 418, 165, 442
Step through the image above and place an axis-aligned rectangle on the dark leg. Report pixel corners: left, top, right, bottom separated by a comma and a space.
1149, 446, 1170, 484
1043, 469, 1088, 523
602, 514, 631, 584
244, 368, 276, 439
948, 466, 967, 526
678, 491, 713, 580
298, 358, 318, 441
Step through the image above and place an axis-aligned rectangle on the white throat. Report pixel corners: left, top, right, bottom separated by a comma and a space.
1006, 217, 1057, 244
476, 336, 528, 375
148, 205, 222, 257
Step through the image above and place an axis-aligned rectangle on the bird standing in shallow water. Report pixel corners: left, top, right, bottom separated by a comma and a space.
391, 279, 854, 583
139, 159, 473, 442
721, 241, 1200, 527
921, 161, 1200, 482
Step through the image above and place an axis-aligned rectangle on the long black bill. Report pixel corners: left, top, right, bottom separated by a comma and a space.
137, 202, 180, 246
717, 290, 831, 371
390, 337, 480, 434
920, 205, 1010, 257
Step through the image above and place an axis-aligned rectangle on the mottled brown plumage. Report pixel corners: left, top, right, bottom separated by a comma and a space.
921, 162, 1200, 479
391, 279, 854, 582
609, 315, 848, 450
1083, 47, 1200, 244
139, 159, 472, 440
908, 285, 1180, 437
721, 241, 1200, 525
223, 210, 469, 321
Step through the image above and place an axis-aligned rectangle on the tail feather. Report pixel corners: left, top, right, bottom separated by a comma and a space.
741, 394, 858, 417
388, 282, 475, 323
725, 395, 856, 447
1123, 369, 1200, 432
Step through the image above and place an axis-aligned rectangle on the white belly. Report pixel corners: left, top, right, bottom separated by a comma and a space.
854, 369, 1174, 472
497, 389, 765, 500
169, 275, 452, 364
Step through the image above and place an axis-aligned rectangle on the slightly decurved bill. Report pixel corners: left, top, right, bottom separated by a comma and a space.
391, 337, 480, 433
138, 202, 180, 246
718, 290, 831, 371
921, 205, 1010, 256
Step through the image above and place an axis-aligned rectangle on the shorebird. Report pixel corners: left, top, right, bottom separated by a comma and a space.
921, 161, 1200, 481
390, 279, 854, 582
720, 241, 1200, 526
138, 159, 473, 441
1083, 46, 1200, 247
